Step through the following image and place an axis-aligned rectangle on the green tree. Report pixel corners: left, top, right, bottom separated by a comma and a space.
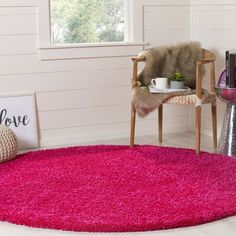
96, 0, 124, 42
51, 0, 124, 44
50, 0, 74, 43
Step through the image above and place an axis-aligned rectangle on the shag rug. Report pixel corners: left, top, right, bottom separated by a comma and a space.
0, 145, 236, 232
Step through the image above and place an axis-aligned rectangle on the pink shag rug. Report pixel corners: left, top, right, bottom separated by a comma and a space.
0, 145, 236, 232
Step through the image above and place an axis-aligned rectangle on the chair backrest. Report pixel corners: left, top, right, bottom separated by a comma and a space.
137, 42, 204, 89
202, 49, 216, 60
131, 46, 216, 94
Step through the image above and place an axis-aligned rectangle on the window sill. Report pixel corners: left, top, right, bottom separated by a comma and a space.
38, 42, 147, 61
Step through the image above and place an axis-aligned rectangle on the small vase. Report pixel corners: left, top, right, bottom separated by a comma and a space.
170, 81, 185, 89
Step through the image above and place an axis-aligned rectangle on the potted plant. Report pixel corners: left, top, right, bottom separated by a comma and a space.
169, 72, 185, 89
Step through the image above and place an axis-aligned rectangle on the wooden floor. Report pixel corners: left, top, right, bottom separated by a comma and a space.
0, 131, 236, 236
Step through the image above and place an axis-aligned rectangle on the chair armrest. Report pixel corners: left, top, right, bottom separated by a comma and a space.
196, 58, 215, 65
131, 56, 146, 62
131, 57, 146, 88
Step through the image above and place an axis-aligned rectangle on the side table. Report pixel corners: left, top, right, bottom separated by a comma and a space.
216, 86, 236, 156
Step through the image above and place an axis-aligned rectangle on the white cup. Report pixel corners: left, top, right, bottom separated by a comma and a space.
150, 77, 168, 89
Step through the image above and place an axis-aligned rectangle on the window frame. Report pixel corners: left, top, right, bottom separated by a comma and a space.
38, 0, 145, 60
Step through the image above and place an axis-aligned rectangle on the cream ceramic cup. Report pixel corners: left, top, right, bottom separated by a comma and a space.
150, 77, 168, 89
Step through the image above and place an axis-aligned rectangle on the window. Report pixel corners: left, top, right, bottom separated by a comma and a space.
50, 0, 125, 45
38, 0, 145, 60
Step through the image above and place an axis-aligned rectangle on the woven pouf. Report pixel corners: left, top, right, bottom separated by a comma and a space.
0, 125, 17, 163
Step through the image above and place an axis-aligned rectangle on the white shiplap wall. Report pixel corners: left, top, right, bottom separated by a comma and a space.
190, 0, 236, 137
144, 5, 190, 47
0, 0, 192, 148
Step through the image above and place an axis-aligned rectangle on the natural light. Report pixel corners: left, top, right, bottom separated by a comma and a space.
50, 0, 125, 45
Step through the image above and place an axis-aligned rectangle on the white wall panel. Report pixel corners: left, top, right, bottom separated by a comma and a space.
192, 6, 236, 30
36, 87, 131, 112
0, 69, 130, 93
0, 55, 131, 75
38, 105, 131, 130
190, 1, 236, 138
0, 34, 36, 54
191, 29, 236, 51
143, 5, 190, 47
0, 15, 36, 35
0, 0, 37, 7
40, 115, 190, 147
0, 8, 36, 35
144, 30, 190, 48
39, 103, 189, 130
192, 0, 236, 5
144, 6, 190, 31
0, 7, 36, 14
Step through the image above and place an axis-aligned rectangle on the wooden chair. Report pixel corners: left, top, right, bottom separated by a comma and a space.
130, 49, 217, 154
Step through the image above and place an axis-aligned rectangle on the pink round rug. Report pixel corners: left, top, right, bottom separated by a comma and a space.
0, 145, 236, 232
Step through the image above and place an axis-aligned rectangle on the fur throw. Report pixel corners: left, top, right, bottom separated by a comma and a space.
137, 41, 203, 88
132, 41, 203, 117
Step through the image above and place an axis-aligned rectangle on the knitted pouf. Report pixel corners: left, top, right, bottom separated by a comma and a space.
0, 125, 17, 163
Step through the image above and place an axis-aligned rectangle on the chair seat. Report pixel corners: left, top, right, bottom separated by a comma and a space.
164, 92, 216, 105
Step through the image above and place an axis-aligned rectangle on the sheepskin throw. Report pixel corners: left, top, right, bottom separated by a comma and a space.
132, 41, 203, 117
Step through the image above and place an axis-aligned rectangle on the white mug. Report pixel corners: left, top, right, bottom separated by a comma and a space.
150, 77, 168, 89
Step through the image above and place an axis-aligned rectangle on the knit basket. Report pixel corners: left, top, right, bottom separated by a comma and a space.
0, 125, 17, 163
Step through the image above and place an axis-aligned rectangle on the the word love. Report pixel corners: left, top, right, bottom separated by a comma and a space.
0, 109, 30, 128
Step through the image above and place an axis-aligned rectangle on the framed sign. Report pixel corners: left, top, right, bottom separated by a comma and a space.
0, 93, 38, 149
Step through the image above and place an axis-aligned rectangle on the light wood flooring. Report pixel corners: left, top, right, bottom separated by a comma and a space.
0, 131, 235, 236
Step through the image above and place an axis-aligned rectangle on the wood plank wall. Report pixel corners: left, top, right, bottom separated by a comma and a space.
190, 0, 236, 137
0, 0, 191, 148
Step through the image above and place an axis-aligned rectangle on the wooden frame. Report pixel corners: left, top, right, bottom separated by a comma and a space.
130, 49, 217, 154
37, 0, 145, 60
0, 93, 38, 150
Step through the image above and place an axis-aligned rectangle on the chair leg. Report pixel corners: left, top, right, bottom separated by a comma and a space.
211, 104, 217, 150
158, 104, 163, 143
195, 106, 201, 155
130, 102, 136, 147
